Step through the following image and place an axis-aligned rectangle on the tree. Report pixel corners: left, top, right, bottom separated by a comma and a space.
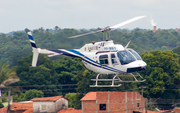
0, 102, 4, 108
13, 89, 44, 102
23, 89, 44, 100
0, 63, 19, 88
65, 93, 80, 108
140, 50, 180, 99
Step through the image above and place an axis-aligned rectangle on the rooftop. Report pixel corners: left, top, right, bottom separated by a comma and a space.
57, 108, 82, 113
31, 95, 68, 102
80, 92, 96, 101
0, 102, 33, 113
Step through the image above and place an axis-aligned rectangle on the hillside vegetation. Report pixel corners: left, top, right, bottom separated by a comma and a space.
1, 27, 180, 108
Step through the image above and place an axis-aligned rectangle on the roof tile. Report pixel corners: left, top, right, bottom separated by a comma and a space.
57, 108, 82, 113
80, 92, 96, 101
31, 96, 68, 102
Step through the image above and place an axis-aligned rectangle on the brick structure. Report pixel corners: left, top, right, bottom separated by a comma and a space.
81, 91, 145, 113
176, 28, 178, 32
153, 26, 156, 33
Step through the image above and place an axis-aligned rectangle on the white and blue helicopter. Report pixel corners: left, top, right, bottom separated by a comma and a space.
27, 16, 147, 87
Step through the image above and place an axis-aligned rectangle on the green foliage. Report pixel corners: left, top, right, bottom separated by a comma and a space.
0, 63, 19, 87
2, 28, 180, 103
172, 46, 180, 55
23, 89, 43, 100
1, 28, 180, 68
1, 93, 7, 102
140, 50, 180, 99
0, 102, 4, 108
14, 54, 83, 97
65, 93, 80, 108
13, 89, 43, 102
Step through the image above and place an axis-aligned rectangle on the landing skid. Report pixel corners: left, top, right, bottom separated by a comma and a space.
90, 72, 146, 87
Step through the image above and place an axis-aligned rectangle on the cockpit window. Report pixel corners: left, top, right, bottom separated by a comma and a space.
117, 50, 136, 65
128, 49, 142, 60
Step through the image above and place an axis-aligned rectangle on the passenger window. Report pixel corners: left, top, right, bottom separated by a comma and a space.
99, 55, 109, 65
111, 54, 118, 64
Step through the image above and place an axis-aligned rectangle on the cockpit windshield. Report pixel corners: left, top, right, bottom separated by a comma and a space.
117, 49, 142, 65
117, 50, 136, 65
128, 49, 142, 60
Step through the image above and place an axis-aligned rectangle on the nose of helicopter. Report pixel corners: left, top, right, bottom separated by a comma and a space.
126, 60, 147, 73
139, 60, 147, 68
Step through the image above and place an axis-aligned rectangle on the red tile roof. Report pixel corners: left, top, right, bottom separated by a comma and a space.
80, 92, 96, 101
31, 96, 68, 102
22, 109, 33, 113
146, 110, 159, 113
0, 106, 8, 113
173, 107, 180, 112
0, 102, 33, 113
57, 108, 82, 113
10, 102, 33, 111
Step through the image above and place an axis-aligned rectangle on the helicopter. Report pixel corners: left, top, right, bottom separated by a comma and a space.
27, 16, 147, 87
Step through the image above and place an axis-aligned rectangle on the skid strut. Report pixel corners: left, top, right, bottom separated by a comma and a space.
90, 72, 146, 87
90, 73, 122, 87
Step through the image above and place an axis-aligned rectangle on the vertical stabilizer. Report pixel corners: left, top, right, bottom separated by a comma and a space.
28, 30, 39, 67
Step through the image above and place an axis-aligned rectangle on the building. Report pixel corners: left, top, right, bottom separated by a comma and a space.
80, 91, 145, 113
31, 96, 69, 113
57, 108, 82, 113
0, 101, 33, 113
0, 96, 69, 113
173, 107, 180, 113
0, 92, 148, 113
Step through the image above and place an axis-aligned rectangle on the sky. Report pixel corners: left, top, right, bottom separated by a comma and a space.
0, 0, 179, 33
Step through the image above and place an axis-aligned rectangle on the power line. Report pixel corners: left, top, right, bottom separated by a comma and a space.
3, 84, 78, 88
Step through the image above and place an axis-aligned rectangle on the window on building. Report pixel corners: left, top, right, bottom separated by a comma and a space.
137, 103, 139, 107
99, 55, 109, 65
99, 104, 106, 110
41, 105, 46, 111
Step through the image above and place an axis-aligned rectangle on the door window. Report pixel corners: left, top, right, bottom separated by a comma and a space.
111, 54, 118, 65
99, 55, 109, 65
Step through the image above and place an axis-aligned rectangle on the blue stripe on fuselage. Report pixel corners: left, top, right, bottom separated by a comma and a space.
48, 49, 124, 73
65, 49, 124, 73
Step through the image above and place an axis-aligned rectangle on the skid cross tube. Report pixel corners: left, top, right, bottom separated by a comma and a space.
90, 73, 122, 87
115, 72, 146, 83
90, 72, 146, 87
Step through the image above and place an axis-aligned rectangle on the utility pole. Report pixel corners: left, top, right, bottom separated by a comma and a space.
7, 88, 11, 113
141, 86, 143, 97
139, 86, 146, 97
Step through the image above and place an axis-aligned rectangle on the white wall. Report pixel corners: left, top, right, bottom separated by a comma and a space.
33, 98, 68, 113
33, 101, 56, 113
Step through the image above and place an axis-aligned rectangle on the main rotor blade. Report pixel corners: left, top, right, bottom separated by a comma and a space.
110, 15, 146, 29
68, 15, 146, 39
68, 29, 103, 38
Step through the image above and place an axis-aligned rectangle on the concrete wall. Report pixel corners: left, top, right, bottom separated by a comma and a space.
33, 101, 56, 113
55, 98, 68, 112
33, 98, 68, 113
